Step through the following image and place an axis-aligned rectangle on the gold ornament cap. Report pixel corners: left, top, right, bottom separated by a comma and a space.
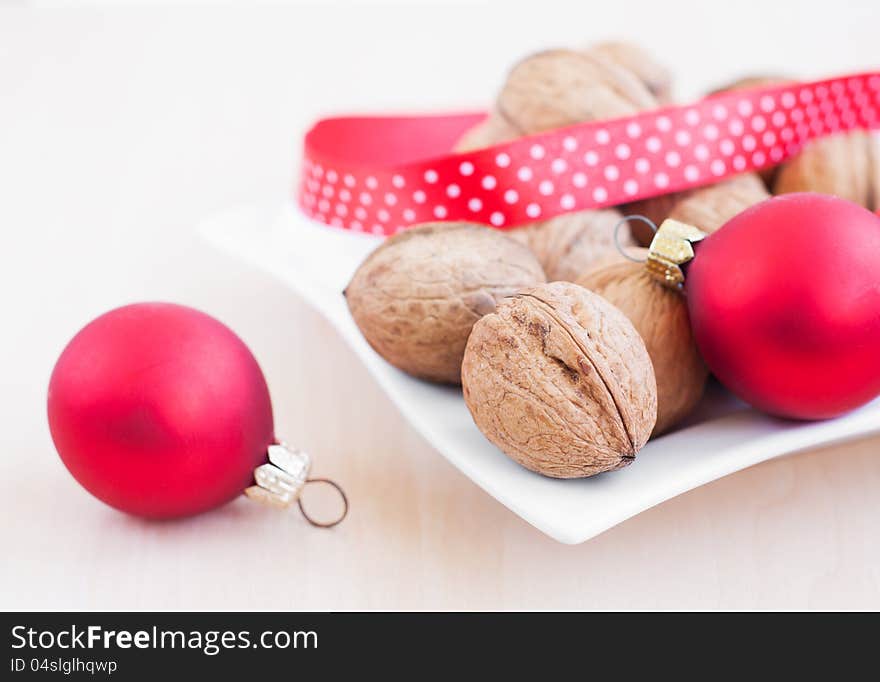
645, 219, 708, 289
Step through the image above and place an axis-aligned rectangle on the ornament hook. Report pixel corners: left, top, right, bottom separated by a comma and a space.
244, 442, 348, 528
613, 215, 657, 263
298, 478, 349, 528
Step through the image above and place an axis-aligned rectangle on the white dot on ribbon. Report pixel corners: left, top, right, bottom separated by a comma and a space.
539, 180, 554, 196
592, 187, 608, 202
563, 136, 578, 151
530, 144, 545, 160
504, 189, 519, 204
517, 166, 533, 182
424, 170, 438, 183
433, 205, 447, 219
482, 175, 497, 190
560, 194, 575, 209
525, 203, 541, 218
392, 174, 405, 188
495, 153, 511, 168
459, 161, 474, 176
468, 198, 482, 212
446, 184, 460, 198
572, 172, 587, 187
490, 212, 505, 226
413, 190, 426, 204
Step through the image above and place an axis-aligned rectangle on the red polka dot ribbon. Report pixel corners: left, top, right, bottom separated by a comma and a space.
298, 72, 880, 236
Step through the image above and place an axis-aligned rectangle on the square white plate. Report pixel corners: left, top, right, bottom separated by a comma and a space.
201, 204, 880, 544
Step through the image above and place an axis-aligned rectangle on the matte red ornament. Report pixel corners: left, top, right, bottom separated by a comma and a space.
686, 193, 880, 420
47, 303, 275, 518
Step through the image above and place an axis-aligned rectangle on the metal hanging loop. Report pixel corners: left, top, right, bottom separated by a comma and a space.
297, 478, 349, 529
613, 214, 658, 262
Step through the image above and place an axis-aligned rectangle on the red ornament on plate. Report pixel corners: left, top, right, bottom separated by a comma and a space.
47, 302, 346, 523
683, 193, 880, 419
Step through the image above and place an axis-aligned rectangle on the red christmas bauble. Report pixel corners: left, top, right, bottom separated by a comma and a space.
687, 193, 880, 419
48, 303, 274, 518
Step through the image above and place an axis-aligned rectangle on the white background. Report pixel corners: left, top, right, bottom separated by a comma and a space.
2, 1, 879, 609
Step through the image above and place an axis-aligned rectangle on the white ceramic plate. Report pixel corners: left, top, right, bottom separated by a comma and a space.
201, 204, 880, 544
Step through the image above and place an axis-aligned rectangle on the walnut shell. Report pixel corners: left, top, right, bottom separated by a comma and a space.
508, 209, 635, 282
345, 223, 546, 384
587, 41, 674, 104
627, 173, 769, 243
453, 113, 519, 153
461, 281, 657, 477
496, 49, 656, 135
668, 173, 770, 234
577, 254, 707, 435
774, 131, 878, 210
707, 75, 793, 97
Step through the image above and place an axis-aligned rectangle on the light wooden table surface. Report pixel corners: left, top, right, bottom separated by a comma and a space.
2, 4, 878, 610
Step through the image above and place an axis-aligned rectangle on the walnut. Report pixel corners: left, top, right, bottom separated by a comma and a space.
587, 41, 674, 104
344, 223, 546, 384
461, 281, 657, 477
668, 173, 770, 234
496, 48, 656, 135
774, 131, 879, 211
627, 174, 770, 244
453, 112, 519, 153
577, 252, 707, 435
507, 209, 635, 282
